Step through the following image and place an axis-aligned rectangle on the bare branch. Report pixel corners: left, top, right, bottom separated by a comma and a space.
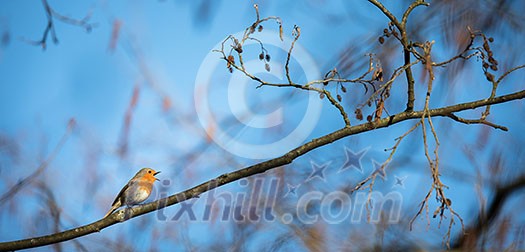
0, 119, 75, 206
284, 25, 300, 84
401, 0, 430, 28
367, 0, 402, 30
496, 64, 525, 84
369, 0, 429, 112
1, 88, 524, 251
352, 121, 421, 193
454, 175, 525, 249
447, 113, 508, 131
23, 0, 95, 49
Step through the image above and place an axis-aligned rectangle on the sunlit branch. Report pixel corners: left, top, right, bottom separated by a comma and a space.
1, 88, 524, 251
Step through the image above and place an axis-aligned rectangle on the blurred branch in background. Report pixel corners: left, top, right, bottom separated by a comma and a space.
454, 174, 525, 250
1, 0, 525, 251
2, 43, 525, 251
22, 0, 95, 50
0, 119, 75, 206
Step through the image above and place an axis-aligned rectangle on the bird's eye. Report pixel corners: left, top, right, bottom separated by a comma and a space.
148, 170, 152, 173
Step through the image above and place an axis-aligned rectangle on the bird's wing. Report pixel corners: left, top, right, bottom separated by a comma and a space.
111, 183, 129, 206
103, 183, 129, 218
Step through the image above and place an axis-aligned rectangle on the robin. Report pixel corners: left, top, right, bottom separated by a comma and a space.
104, 168, 161, 218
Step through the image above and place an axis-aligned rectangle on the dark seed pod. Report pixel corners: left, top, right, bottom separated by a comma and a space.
227, 55, 235, 64
355, 109, 363, 120
337, 94, 342, 102
485, 72, 494, 82
319, 92, 325, 99
367, 115, 373, 122
258, 25, 263, 32
378, 37, 385, 44
490, 65, 498, 71
265, 54, 271, 62
488, 37, 494, 43
341, 86, 347, 93
483, 41, 490, 52
229, 67, 233, 73
234, 45, 243, 53
265, 63, 271, 72
259, 53, 264, 60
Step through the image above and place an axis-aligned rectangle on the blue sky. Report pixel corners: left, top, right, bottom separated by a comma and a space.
1, 1, 524, 250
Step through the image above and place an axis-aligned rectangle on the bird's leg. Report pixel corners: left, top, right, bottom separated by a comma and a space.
123, 206, 133, 221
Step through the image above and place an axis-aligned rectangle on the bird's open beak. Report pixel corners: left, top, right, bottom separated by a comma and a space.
154, 171, 161, 181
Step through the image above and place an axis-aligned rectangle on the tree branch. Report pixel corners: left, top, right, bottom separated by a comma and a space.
447, 113, 508, 131
369, 0, 429, 112
23, 0, 94, 49
1, 89, 524, 251
0, 119, 75, 206
453, 174, 525, 249
368, 0, 412, 107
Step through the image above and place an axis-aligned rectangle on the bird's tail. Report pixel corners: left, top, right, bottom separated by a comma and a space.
103, 205, 119, 218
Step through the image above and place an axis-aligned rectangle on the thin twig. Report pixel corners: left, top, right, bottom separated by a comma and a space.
284, 25, 300, 84
352, 121, 421, 193
0, 119, 75, 205
447, 114, 508, 131
24, 0, 94, 49
496, 64, 525, 84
